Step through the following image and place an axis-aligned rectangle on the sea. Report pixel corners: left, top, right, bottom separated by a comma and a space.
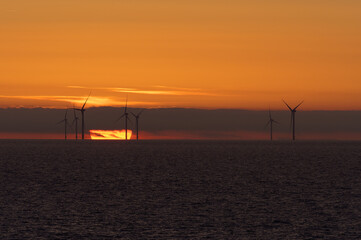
0, 140, 360, 239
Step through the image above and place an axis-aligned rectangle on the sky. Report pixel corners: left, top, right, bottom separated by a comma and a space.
1, 0, 361, 110
0, 1, 361, 139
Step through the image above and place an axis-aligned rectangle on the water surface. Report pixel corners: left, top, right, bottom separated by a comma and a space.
0, 140, 360, 239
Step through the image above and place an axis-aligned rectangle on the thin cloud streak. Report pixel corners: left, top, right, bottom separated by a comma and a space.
0, 95, 114, 107
67, 85, 220, 96
0, 95, 157, 108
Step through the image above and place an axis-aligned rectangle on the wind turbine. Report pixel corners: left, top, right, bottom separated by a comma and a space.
72, 108, 79, 140
131, 109, 145, 141
75, 92, 91, 140
57, 109, 68, 140
283, 100, 304, 141
116, 98, 132, 140
265, 108, 279, 141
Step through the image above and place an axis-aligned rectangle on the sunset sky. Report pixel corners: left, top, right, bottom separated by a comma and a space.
1, 0, 361, 110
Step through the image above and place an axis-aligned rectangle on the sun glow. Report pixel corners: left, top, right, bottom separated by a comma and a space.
89, 130, 132, 140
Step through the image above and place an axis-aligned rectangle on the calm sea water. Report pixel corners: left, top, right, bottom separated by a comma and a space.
0, 140, 360, 239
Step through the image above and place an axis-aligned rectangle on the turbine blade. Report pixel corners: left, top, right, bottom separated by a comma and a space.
273, 120, 280, 125
124, 96, 128, 113
290, 113, 293, 131
70, 118, 76, 127
264, 120, 271, 130
294, 100, 304, 110
282, 99, 293, 111
138, 109, 145, 116
115, 114, 126, 123
127, 115, 133, 124
81, 91, 92, 110
130, 112, 136, 117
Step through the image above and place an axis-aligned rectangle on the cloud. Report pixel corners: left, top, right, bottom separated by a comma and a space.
67, 85, 220, 96
0, 95, 116, 108
0, 95, 157, 108
110, 86, 219, 96
138, 130, 268, 140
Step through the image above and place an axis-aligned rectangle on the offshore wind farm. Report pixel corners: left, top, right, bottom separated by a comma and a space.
2, 96, 361, 141
56, 94, 308, 141
1, 0, 361, 239
3, 93, 361, 239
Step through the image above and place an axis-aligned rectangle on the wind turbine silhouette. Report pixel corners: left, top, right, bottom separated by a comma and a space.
57, 109, 68, 140
116, 97, 131, 140
131, 109, 145, 141
72, 108, 79, 140
283, 100, 304, 141
75, 92, 91, 140
265, 108, 279, 141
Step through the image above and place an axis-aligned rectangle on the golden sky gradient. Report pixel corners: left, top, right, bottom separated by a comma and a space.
1, 0, 361, 110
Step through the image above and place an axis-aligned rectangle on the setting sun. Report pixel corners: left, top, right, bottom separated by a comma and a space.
89, 130, 132, 140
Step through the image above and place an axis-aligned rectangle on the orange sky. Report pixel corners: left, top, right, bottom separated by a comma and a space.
1, 0, 361, 110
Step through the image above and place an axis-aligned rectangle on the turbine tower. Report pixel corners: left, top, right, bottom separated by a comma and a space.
131, 109, 145, 141
265, 108, 279, 141
116, 98, 131, 140
72, 108, 79, 140
283, 100, 304, 141
57, 109, 68, 140
75, 92, 91, 140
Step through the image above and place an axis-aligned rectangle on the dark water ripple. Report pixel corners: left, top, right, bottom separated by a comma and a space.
0, 140, 360, 239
